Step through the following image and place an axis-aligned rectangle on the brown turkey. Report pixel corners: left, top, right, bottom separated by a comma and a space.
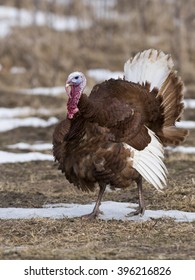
53, 49, 188, 219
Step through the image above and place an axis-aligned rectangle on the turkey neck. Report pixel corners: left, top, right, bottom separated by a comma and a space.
77, 94, 96, 120
67, 85, 82, 119
65, 94, 96, 141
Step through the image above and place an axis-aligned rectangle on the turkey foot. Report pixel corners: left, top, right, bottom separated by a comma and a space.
126, 205, 145, 217
81, 209, 103, 220
81, 184, 106, 220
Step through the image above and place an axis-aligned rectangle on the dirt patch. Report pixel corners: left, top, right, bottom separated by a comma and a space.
0, 218, 194, 260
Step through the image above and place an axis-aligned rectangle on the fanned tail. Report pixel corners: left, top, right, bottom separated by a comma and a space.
124, 49, 173, 90
124, 49, 188, 146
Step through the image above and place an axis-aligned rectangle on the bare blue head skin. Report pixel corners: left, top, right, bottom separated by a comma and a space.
65, 71, 86, 119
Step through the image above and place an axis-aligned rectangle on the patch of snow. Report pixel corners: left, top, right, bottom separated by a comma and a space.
0, 117, 58, 132
84, 0, 117, 8
176, 121, 195, 129
10, 66, 26, 74
0, 6, 91, 37
166, 146, 195, 154
0, 107, 52, 118
20, 86, 65, 96
184, 99, 195, 109
0, 151, 53, 164
46, 0, 71, 4
49, 15, 90, 31
0, 201, 194, 222
87, 69, 123, 82
6, 142, 195, 155
7, 142, 52, 151
84, 0, 118, 19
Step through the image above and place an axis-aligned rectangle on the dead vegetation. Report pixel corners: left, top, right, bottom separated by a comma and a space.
0, 0, 195, 93
0, 218, 194, 259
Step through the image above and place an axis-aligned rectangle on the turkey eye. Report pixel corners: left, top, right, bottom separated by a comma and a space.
75, 76, 79, 79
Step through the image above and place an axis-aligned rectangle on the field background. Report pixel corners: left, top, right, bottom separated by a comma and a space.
0, 0, 195, 259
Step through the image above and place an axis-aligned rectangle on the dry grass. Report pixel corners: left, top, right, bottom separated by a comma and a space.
0, 0, 195, 92
0, 218, 194, 260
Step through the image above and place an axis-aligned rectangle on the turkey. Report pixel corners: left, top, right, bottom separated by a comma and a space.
53, 49, 188, 219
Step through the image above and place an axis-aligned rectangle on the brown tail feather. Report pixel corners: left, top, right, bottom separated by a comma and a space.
157, 71, 188, 145
158, 126, 189, 146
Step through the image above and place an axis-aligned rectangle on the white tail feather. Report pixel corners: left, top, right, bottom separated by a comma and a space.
138, 153, 167, 184
124, 128, 168, 190
124, 49, 174, 91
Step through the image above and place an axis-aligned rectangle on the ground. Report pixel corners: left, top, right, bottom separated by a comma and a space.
0, 90, 195, 260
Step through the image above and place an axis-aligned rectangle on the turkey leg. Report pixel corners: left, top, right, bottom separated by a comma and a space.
127, 176, 145, 216
81, 184, 106, 219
